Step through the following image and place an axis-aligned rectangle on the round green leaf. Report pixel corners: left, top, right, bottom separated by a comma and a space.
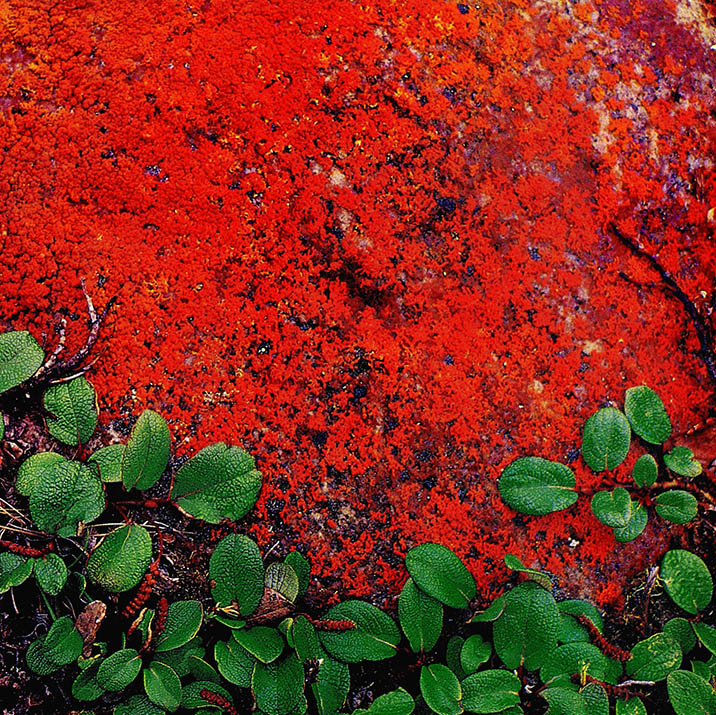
582, 407, 631, 472
87, 524, 153, 592
667, 670, 716, 715
693, 623, 716, 656
419, 664, 461, 715
251, 653, 304, 715
144, 661, 182, 711
664, 618, 697, 654
33, 553, 68, 595
541, 687, 589, 715
462, 669, 521, 713
591, 488, 632, 528
232, 626, 284, 663
0, 330, 44, 393
121, 409, 171, 491
626, 633, 682, 681
655, 490, 698, 524
613, 501, 648, 543
557, 600, 603, 643
88, 444, 125, 483
181, 680, 234, 710
460, 634, 491, 675
96, 649, 142, 691
114, 695, 164, 715
0, 552, 33, 593
624, 386, 671, 444
398, 577, 443, 654
311, 656, 350, 715
284, 551, 310, 598
170, 442, 261, 523
631, 454, 658, 488
494, 581, 560, 671
26, 616, 83, 675
155, 600, 203, 652
29, 461, 105, 536
405, 543, 476, 609
16, 452, 66, 497
580, 682, 608, 715
215, 639, 255, 688
368, 688, 414, 715
44, 376, 98, 445
664, 446, 702, 478
661, 550, 713, 615
209, 533, 264, 615
318, 600, 400, 662
265, 562, 299, 603
498, 457, 577, 515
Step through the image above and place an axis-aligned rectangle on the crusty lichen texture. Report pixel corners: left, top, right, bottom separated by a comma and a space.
1, 0, 714, 606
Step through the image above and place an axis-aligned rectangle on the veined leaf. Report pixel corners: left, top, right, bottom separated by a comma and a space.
0, 330, 44, 393
16, 452, 66, 497
121, 409, 170, 491
498, 457, 577, 516
655, 490, 697, 524
44, 376, 98, 445
591, 488, 632, 528
405, 543, 476, 609
461, 669, 521, 713
624, 386, 671, 444
661, 550, 713, 615
631, 454, 658, 487
398, 577, 443, 653
86, 524, 152, 592
419, 664, 461, 715
582, 408, 630, 472
664, 447, 702, 478
209, 534, 264, 616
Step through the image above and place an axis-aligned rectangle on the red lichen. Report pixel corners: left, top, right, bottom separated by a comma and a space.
1, 0, 714, 606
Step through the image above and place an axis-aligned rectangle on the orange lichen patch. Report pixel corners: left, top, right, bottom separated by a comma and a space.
1, 0, 714, 606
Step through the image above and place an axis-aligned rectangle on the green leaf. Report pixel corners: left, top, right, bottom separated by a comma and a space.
33, 553, 68, 595
664, 618, 697, 654
504, 553, 552, 589
284, 551, 310, 597
96, 649, 142, 691
631, 454, 658, 488
311, 656, 350, 715
121, 409, 171, 491
498, 457, 577, 515
292, 616, 322, 663
494, 581, 560, 671
460, 634, 491, 675
114, 695, 164, 715
153, 636, 204, 678
86, 524, 153, 592
29, 461, 105, 536
693, 623, 716, 655
251, 653, 304, 715
624, 386, 672, 444
655, 490, 698, 524
0, 330, 44, 393
664, 446, 702, 478
613, 501, 648, 543
557, 600, 603, 644
209, 533, 264, 615
692, 660, 712, 680
155, 600, 203, 652
419, 664, 462, 715
181, 680, 234, 710
143, 661, 182, 712
626, 633, 682, 681
540, 642, 615, 686
44, 376, 98, 445
667, 670, 716, 715
581, 407, 631, 472
541, 687, 589, 715
88, 444, 125, 483
462, 669, 521, 713
591, 488, 632, 528
265, 562, 299, 602
661, 549, 713, 615
580, 682, 608, 715
405, 543, 476, 609
188, 655, 219, 683
0, 552, 33, 593
214, 639, 255, 688
26, 616, 83, 675
319, 600, 400, 662
232, 626, 284, 663
446, 635, 466, 680
398, 577, 443, 654
72, 663, 104, 701
368, 688, 414, 715
468, 596, 506, 623
16, 452, 65, 497
170, 442, 262, 523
